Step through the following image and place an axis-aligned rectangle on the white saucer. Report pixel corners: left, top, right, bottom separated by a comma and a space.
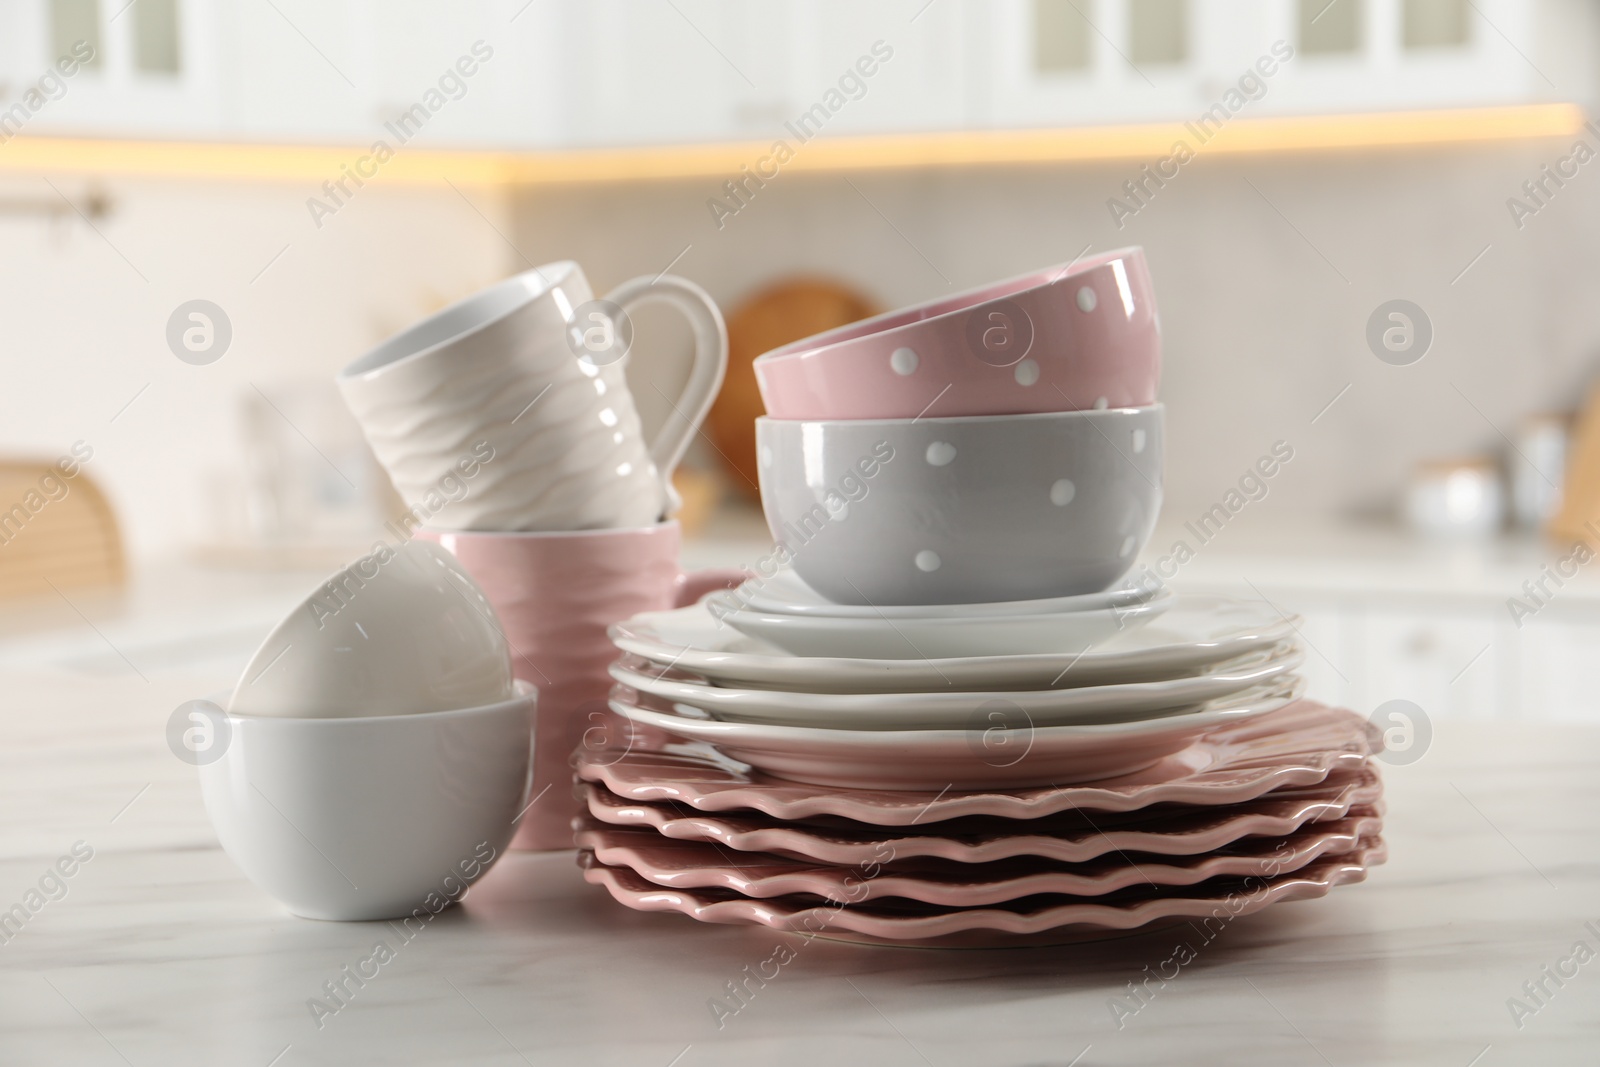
609, 645, 1302, 730
724, 568, 1156, 620
609, 595, 1298, 693
715, 587, 1176, 659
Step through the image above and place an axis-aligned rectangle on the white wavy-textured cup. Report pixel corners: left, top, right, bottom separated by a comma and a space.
200, 684, 535, 921
337, 261, 727, 532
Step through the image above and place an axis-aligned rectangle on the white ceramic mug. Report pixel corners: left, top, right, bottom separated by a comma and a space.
337, 261, 727, 531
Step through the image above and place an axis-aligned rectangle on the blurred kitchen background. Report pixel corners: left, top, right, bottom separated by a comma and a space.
4, 0, 1600, 720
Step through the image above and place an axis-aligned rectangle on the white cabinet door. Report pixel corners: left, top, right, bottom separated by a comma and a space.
973, 0, 1208, 128
558, 0, 782, 147
12, 0, 558, 147
1512, 612, 1600, 724
1268, 0, 1562, 116
1356, 603, 1505, 721
9, 0, 225, 137
781, 0, 970, 137
972, 0, 1582, 131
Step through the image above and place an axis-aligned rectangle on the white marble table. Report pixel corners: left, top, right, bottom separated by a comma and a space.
1, 665, 1597, 1066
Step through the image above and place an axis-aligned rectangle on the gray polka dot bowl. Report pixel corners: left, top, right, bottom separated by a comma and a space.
754, 405, 1163, 606
752, 247, 1159, 420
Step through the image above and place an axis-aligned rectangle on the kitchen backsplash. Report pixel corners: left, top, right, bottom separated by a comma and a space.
511, 136, 1600, 531
4, 134, 1598, 556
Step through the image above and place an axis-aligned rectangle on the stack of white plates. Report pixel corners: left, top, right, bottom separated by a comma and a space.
574, 575, 1387, 945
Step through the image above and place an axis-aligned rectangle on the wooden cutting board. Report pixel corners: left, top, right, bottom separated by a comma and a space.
0, 462, 124, 599
1551, 383, 1600, 544
706, 278, 877, 498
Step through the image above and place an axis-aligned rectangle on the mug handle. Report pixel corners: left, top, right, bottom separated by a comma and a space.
673, 567, 746, 608
603, 274, 729, 496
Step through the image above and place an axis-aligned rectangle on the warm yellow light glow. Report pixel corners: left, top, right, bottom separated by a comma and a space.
0, 103, 1584, 187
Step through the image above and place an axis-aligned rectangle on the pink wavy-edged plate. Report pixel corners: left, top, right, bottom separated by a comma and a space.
576, 701, 1377, 824
578, 840, 1388, 947
580, 765, 1382, 865
575, 809, 1383, 905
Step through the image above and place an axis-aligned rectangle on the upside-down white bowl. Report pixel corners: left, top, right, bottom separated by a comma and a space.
228, 539, 514, 719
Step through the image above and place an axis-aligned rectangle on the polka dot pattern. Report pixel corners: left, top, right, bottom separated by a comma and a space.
925, 442, 956, 467
1076, 287, 1097, 312
915, 550, 941, 572
1014, 359, 1039, 387
1050, 479, 1076, 506
890, 347, 919, 375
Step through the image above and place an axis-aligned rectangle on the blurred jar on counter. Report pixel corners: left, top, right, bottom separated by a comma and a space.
1406, 458, 1504, 540
1511, 413, 1569, 530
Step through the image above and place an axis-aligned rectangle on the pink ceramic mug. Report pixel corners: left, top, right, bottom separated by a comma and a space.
419, 521, 741, 850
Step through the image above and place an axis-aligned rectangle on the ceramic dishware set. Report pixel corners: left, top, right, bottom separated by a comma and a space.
194, 260, 737, 921
581, 248, 1389, 945
192, 248, 1387, 940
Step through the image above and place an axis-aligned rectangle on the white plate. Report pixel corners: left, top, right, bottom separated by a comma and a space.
725, 568, 1156, 620
716, 587, 1176, 659
609, 645, 1303, 730
609, 595, 1298, 693
609, 681, 1307, 790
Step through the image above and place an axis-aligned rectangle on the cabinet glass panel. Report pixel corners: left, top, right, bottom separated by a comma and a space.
1128, 0, 1186, 65
133, 0, 182, 74
50, 0, 102, 69
1033, 0, 1093, 72
1403, 0, 1470, 48
1299, 0, 1362, 55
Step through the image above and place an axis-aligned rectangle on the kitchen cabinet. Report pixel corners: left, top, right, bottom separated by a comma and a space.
1352, 603, 1506, 722
557, 0, 766, 148
3, 0, 1586, 153
1216, 586, 1598, 725
0, 0, 225, 136
780, 0, 972, 137
1513, 613, 1600, 723
2, 0, 555, 144
974, 0, 1570, 130
1164, 518, 1600, 725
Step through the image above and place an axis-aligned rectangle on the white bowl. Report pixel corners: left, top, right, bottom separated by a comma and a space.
756, 406, 1164, 606
714, 588, 1175, 659
200, 684, 535, 921
229, 539, 514, 718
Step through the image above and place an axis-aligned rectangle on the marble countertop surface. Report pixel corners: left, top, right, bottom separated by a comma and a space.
2, 666, 1598, 1065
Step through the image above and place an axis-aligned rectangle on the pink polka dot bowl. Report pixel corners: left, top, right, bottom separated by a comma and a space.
752, 247, 1160, 421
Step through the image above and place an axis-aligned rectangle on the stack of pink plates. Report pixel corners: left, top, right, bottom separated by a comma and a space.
574, 596, 1387, 947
